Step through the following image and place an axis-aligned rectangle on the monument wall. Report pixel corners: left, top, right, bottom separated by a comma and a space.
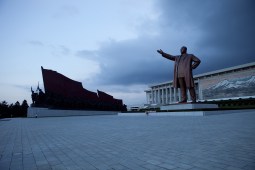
31, 67, 126, 111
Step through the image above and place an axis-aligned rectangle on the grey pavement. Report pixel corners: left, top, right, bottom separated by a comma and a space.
0, 111, 255, 170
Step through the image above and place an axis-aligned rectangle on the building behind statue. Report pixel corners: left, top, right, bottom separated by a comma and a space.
145, 62, 255, 106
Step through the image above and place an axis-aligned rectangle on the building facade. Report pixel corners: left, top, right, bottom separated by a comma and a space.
145, 62, 255, 105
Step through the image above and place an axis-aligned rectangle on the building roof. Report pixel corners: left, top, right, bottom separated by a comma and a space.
194, 62, 255, 79
147, 62, 255, 89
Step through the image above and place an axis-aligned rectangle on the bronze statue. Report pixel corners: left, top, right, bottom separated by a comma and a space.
31, 87, 37, 105
157, 46, 201, 103
31, 85, 45, 106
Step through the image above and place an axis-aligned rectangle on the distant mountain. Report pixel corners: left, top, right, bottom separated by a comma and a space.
203, 75, 255, 99
209, 76, 255, 90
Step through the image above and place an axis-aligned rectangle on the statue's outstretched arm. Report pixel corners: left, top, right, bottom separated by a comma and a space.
157, 49, 175, 61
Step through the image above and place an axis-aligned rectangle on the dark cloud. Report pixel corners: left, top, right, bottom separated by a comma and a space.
197, 0, 255, 71
158, 0, 255, 71
80, 37, 174, 86
80, 0, 255, 86
154, 0, 255, 72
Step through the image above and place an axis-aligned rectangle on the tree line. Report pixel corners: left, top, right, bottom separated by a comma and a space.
0, 100, 29, 118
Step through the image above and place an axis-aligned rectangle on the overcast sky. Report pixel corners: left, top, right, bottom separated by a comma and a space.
0, 0, 254, 105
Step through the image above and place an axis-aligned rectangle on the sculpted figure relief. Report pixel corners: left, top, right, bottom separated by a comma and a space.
157, 46, 201, 103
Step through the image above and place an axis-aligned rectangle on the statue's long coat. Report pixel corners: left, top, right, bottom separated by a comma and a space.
162, 52, 201, 88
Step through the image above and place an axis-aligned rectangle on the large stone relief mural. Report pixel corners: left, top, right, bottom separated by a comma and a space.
202, 74, 255, 100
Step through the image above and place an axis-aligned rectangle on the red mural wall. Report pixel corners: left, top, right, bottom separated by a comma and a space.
41, 67, 124, 109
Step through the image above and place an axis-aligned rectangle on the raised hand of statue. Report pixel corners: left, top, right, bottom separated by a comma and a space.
157, 49, 163, 54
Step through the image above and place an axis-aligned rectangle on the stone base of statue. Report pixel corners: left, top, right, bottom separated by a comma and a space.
119, 106, 254, 116
118, 102, 229, 116
160, 103, 218, 111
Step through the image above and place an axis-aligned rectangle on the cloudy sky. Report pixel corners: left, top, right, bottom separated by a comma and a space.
0, 0, 254, 106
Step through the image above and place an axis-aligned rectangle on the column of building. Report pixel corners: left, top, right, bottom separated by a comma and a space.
162, 86, 167, 104
155, 88, 157, 103
154, 88, 157, 104
152, 89, 154, 103
165, 86, 168, 104
157, 88, 160, 104
162, 87, 164, 104
150, 84, 187, 105
159, 88, 162, 104
186, 89, 189, 101
197, 79, 203, 101
146, 92, 149, 104
169, 87, 171, 104
154, 88, 157, 103
173, 88, 176, 102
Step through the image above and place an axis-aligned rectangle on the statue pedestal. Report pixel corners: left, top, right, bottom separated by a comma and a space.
118, 103, 255, 116
160, 103, 218, 111
27, 107, 118, 118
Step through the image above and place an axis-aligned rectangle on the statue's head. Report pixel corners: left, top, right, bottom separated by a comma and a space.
180, 46, 187, 54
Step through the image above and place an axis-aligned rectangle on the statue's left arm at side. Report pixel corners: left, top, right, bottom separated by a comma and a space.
191, 55, 201, 69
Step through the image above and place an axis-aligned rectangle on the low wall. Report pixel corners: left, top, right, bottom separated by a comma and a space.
27, 107, 118, 118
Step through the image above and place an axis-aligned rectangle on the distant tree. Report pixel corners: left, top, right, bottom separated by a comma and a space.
0, 101, 10, 118
1, 101, 8, 106
11, 101, 20, 117
21, 100, 29, 117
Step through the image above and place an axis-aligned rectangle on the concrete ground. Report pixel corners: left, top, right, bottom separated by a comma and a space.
0, 111, 255, 170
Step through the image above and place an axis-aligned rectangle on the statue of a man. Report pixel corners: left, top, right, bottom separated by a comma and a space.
31, 87, 37, 104
157, 46, 201, 103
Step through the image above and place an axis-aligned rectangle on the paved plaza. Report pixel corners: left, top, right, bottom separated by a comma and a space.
0, 111, 255, 170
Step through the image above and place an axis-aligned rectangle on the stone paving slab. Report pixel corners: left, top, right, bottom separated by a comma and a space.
0, 111, 255, 170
